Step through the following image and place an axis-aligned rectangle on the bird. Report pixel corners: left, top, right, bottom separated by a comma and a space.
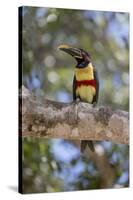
58, 44, 99, 152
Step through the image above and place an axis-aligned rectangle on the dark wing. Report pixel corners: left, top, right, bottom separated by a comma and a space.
92, 67, 99, 104
73, 75, 77, 101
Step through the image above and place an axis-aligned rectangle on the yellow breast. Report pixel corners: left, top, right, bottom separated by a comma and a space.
75, 63, 96, 103
75, 63, 94, 81
76, 85, 96, 103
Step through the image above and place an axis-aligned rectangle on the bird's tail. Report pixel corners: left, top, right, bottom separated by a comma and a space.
81, 140, 95, 153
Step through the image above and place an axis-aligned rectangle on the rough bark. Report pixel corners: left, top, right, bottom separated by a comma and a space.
20, 86, 129, 145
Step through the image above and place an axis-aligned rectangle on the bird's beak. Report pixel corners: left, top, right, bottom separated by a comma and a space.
58, 44, 82, 59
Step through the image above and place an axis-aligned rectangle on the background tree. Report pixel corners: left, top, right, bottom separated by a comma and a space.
21, 6, 129, 193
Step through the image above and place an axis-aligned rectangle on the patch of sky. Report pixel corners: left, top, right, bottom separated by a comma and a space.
57, 160, 85, 185
112, 72, 122, 90
107, 19, 129, 48
56, 91, 71, 102
35, 7, 48, 18
51, 140, 80, 163
25, 67, 42, 90
83, 10, 96, 20
101, 141, 112, 150
104, 12, 114, 20
122, 159, 129, 171
31, 68, 41, 89
117, 171, 129, 185
84, 11, 129, 48
70, 160, 85, 179
110, 152, 118, 164
87, 163, 94, 172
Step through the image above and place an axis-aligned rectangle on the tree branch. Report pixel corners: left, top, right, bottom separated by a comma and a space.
20, 86, 129, 145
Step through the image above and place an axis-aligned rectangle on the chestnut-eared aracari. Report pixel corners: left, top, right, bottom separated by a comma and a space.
58, 44, 99, 152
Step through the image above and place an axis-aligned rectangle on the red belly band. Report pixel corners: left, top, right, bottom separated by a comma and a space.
76, 79, 96, 89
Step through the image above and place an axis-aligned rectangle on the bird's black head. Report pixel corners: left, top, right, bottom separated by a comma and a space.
58, 44, 91, 68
